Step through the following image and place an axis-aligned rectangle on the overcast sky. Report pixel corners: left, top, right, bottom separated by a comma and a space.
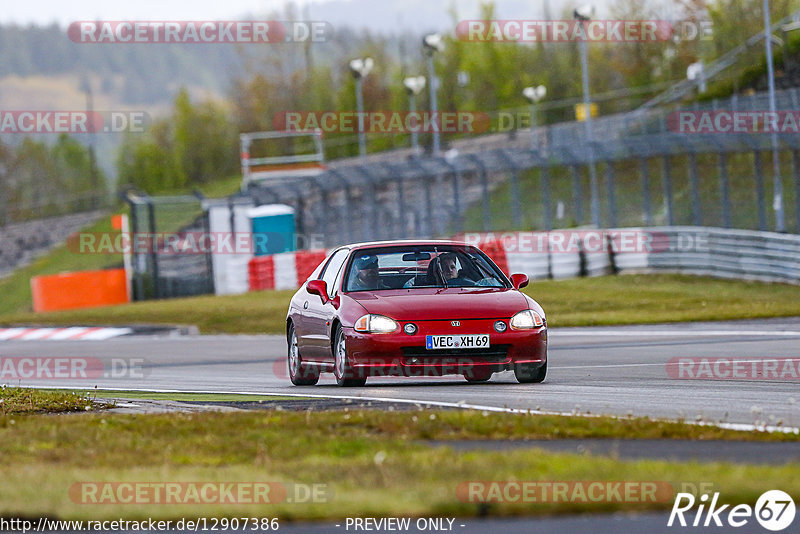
0, 0, 617, 29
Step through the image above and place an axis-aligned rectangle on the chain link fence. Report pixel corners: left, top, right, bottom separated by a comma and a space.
124, 192, 214, 300
250, 87, 800, 247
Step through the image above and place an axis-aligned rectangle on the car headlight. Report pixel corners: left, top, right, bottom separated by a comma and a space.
354, 314, 398, 334
510, 310, 544, 330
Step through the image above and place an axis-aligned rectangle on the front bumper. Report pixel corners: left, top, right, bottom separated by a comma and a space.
345, 318, 547, 378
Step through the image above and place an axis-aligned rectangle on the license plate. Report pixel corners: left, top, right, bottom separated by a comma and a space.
425, 334, 490, 350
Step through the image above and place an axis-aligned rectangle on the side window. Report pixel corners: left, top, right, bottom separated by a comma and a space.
320, 249, 349, 298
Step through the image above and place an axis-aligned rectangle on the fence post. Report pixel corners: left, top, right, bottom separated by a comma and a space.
124, 194, 144, 301
510, 168, 522, 229
793, 149, 800, 233
409, 159, 435, 238
315, 184, 329, 245
200, 202, 215, 294
606, 160, 617, 228
466, 154, 491, 233
718, 152, 731, 228
497, 149, 522, 229
571, 165, 583, 226
396, 175, 405, 238
357, 166, 381, 241
327, 169, 353, 244
293, 189, 307, 243
688, 151, 701, 225
640, 157, 653, 226
146, 198, 159, 299
661, 156, 674, 226
438, 158, 462, 235
541, 165, 552, 231
754, 151, 767, 231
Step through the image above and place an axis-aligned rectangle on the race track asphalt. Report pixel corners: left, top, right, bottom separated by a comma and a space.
3, 318, 800, 427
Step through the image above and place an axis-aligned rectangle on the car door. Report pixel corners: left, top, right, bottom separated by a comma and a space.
302, 248, 349, 360
292, 257, 328, 355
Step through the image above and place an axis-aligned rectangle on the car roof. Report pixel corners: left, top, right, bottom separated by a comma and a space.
341, 239, 473, 252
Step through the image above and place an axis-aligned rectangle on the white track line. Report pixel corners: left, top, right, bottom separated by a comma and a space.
559, 358, 800, 370
551, 330, 800, 337
27, 386, 800, 435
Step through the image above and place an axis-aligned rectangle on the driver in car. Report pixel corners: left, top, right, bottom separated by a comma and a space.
350, 255, 390, 290
437, 252, 475, 287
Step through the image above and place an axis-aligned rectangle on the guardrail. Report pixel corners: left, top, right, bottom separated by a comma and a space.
479, 227, 800, 285
244, 227, 800, 292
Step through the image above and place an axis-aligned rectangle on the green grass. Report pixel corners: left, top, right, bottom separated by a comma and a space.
0, 387, 98, 415
1, 409, 798, 521
0, 174, 244, 318
71, 390, 304, 402
2, 274, 800, 334
150, 174, 244, 200
0, 216, 124, 316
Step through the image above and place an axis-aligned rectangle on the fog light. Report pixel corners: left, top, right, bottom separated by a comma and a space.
494, 321, 507, 333
404, 323, 418, 335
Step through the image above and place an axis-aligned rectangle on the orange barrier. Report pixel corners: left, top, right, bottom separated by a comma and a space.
31, 268, 129, 312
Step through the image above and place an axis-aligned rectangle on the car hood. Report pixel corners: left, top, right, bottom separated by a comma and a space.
346, 288, 532, 321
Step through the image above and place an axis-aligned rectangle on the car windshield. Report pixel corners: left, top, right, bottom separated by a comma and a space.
343, 245, 509, 292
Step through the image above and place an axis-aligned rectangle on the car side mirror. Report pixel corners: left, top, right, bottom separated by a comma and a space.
510, 273, 529, 290
306, 279, 329, 304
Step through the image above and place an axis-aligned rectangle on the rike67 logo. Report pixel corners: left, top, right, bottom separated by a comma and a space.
668, 490, 795, 531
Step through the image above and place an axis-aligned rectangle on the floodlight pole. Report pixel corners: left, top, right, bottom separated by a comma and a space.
425, 53, 440, 154
355, 76, 366, 158
764, 0, 785, 232
409, 91, 420, 154
576, 16, 600, 228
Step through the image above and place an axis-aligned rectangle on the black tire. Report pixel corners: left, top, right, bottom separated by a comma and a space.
333, 326, 367, 387
514, 361, 547, 384
288, 324, 319, 386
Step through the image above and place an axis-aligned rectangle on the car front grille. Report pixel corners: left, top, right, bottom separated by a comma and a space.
401, 345, 510, 363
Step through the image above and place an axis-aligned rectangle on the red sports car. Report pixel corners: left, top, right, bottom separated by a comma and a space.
285, 240, 547, 386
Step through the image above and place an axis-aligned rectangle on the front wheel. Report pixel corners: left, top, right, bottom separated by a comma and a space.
288, 324, 319, 386
514, 361, 546, 384
334, 327, 367, 387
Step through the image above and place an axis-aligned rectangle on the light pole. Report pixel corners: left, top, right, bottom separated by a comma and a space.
574, 4, 600, 228
80, 76, 99, 208
349, 57, 374, 158
403, 76, 426, 155
523, 85, 547, 149
422, 33, 445, 155
763, 0, 785, 232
